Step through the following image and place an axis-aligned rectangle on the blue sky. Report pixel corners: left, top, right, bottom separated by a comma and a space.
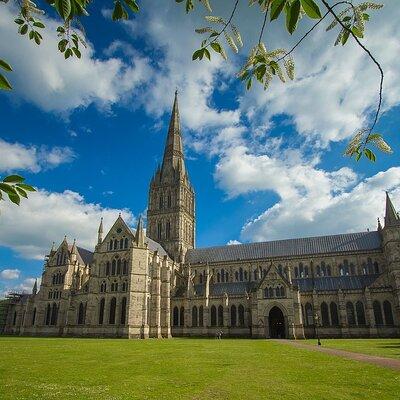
0, 1, 399, 295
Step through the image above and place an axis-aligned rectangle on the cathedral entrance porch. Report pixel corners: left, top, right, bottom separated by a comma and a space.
268, 306, 286, 339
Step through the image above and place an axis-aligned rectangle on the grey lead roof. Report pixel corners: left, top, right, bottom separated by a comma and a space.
293, 275, 382, 292
173, 274, 383, 298
185, 231, 382, 264
145, 237, 168, 257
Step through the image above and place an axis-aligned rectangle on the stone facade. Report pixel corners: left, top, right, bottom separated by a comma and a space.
3, 93, 400, 339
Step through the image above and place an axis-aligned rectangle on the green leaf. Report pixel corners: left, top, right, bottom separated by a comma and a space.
124, 0, 139, 13
192, 49, 203, 60
352, 26, 363, 38
20, 24, 28, 35
355, 151, 362, 161
210, 42, 222, 54
33, 21, 45, 28
300, 0, 321, 19
0, 183, 18, 195
0, 73, 12, 90
203, 48, 211, 61
3, 175, 24, 183
58, 39, 68, 52
29, 30, 35, 40
112, 1, 123, 20
65, 48, 73, 59
286, 0, 301, 34
363, 13, 370, 21
72, 47, 82, 58
364, 148, 376, 162
270, 0, 286, 21
57, 26, 66, 33
15, 187, 28, 199
55, 0, 72, 20
0, 59, 12, 72
341, 29, 350, 45
16, 183, 36, 192
8, 192, 21, 205
14, 18, 25, 25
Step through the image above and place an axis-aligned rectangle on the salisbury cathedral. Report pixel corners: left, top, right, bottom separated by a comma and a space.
3, 93, 400, 339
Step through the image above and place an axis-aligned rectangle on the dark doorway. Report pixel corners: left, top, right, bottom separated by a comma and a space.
269, 306, 285, 338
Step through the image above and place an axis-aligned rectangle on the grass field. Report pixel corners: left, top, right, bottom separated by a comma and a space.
305, 338, 400, 359
0, 337, 399, 400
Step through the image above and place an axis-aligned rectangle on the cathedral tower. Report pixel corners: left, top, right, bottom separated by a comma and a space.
147, 91, 195, 261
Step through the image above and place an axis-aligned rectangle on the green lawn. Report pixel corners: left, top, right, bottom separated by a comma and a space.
305, 338, 400, 360
0, 337, 399, 400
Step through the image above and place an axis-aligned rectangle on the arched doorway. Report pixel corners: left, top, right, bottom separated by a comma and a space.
269, 306, 285, 338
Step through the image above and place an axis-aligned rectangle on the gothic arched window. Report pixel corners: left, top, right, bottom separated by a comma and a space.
122, 260, 128, 275
32, 308, 36, 326
113, 239, 118, 250
109, 297, 116, 324
330, 302, 339, 326
373, 300, 383, 325
221, 269, 225, 282
117, 259, 121, 275
218, 305, 224, 326
112, 259, 116, 275
159, 194, 163, 210
356, 301, 366, 325
238, 305, 245, 326
45, 304, 51, 325
124, 238, 129, 249
374, 262, 379, 274
78, 302, 85, 325
120, 297, 127, 325
217, 272, 220, 283
157, 222, 162, 239
230, 305, 237, 327
180, 306, 184, 327
321, 302, 329, 326
383, 300, 394, 326
166, 221, 171, 239
254, 269, 258, 281
239, 268, 244, 281
192, 306, 198, 327
167, 193, 172, 208
235, 271, 239, 281
199, 273, 203, 284
199, 306, 204, 327
99, 298, 105, 325
210, 305, 217, 326
119, 238, 124, 249
173, 306, 179, 326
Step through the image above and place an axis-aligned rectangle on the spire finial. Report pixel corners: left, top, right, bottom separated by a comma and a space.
385, 191, 399, 226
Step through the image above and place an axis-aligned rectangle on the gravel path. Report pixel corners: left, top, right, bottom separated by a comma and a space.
275, 339, 400, 371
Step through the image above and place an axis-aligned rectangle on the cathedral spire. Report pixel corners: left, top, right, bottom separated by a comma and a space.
385, 191, 399, 226
161, 91, 185, 176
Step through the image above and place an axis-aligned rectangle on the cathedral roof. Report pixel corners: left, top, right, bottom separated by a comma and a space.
185, 231, 382, 264
293, 274, 382, 292
145, 236, 168, 257
67, 245, 93, 265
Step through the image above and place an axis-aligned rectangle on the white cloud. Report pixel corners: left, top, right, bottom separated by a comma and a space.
227, 240, 241, 246
0, 269, 20, 280
0, 277, 41, 298
239, 2, 400, 146
0, 139, 75, 173
240, 167, 400, 242
0, 5, 151, 113
0, 189, 134, 259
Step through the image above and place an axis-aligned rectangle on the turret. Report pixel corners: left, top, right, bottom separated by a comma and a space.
135, 216, 145, 247
98, 217, 103, 245
32, 278, 37, 295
